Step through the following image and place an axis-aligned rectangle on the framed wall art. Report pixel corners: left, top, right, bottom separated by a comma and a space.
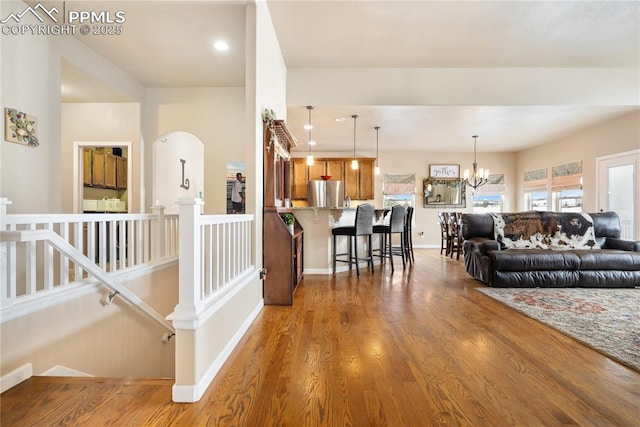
4, 108, 39, 147
429, 164, 459, 179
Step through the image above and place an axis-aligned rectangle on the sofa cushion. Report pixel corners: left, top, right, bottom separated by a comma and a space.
491, 249, 581, 271
575, 250, 640, 270
491, 211, 600, 250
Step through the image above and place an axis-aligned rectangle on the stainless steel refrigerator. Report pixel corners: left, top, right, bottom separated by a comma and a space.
307, 180, 345, 208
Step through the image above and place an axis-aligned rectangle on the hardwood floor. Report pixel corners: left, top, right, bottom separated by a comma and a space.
2, 249, 639, 426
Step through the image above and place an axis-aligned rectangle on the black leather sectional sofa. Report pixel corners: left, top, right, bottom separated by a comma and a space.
461, 211, 640, 288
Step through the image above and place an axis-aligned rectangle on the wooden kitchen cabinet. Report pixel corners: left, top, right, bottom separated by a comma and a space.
345, 159, 375, 199
291, 159, 308, 200
104, 153, 117, 188
83, 149, 92, 185
358, 159, 375, 199
116, 156, 127, 189
91, 150, 105, 187
325, 160, 345, 182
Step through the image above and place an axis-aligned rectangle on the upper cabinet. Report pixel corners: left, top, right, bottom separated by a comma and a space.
116, 156, 127, 190
104, 153, 117, 188
292, 157, 374, 200
83, 149, 93, 186
91, 150, 106, 187
83, 148, 127, 190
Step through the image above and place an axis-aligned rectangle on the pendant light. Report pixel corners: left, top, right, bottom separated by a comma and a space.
374, 126, 381, 175
305, 105, 314, 165
463, 135, 489, 190
351, 114, 359, 170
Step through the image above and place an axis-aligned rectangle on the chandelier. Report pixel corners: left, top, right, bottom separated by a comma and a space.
463, 135, 489, 190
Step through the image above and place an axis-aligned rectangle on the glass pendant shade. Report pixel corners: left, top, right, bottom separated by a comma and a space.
374, 126, 381, 175
351, 114, 358, 170
306, 105, 314, 165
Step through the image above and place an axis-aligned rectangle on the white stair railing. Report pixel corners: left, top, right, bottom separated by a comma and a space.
1, 228, 175, 335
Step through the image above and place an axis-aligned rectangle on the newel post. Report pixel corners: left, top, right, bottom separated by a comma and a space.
150, 204, 166, 261
174, 198, 203, 316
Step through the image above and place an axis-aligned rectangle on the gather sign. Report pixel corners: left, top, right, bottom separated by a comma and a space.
429, 164, 460, 179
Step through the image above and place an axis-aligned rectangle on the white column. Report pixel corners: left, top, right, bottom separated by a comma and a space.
170, 198, 203, 325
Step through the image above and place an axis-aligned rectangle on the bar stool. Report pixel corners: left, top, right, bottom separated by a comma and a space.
403, 206, 415, 263
373, 205, 406, 272
332, 203, 375, 277
372, 208, 390, 261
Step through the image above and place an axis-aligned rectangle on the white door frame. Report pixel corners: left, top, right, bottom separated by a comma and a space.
596, 149, 639, 239
73, 141, 132, 214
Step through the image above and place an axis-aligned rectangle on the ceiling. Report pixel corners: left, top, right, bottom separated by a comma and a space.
59, 0, 639, 153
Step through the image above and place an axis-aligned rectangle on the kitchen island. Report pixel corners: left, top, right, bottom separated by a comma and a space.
292, 207, 387, 274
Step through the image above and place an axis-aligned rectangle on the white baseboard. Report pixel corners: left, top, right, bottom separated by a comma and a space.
0, 363, 32, 393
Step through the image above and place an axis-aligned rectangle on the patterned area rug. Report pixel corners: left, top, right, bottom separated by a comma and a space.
477, 287, 640, 372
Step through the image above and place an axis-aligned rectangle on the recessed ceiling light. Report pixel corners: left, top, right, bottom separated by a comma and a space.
309, 141, 316, 146
335, 117, 345, 122
304, 124, 313, 130
214, 40, 229, 52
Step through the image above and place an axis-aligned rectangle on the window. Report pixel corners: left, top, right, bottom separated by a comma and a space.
551, 161, 583, 212
553, 189, 583, 212
472, 174, 505, 213
525, 191, 549, 211
382, 173, 415, 208
523, 168, 548, 211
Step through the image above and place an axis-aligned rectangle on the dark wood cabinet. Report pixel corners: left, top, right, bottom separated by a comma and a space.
263, 120, 304, 305
263, 211, 303, 305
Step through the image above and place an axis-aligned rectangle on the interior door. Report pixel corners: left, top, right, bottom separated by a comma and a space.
597, 150, 639, 240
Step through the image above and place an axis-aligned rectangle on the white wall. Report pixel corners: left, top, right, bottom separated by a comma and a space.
516, 111, 640, 212
145, 88, 245, 214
